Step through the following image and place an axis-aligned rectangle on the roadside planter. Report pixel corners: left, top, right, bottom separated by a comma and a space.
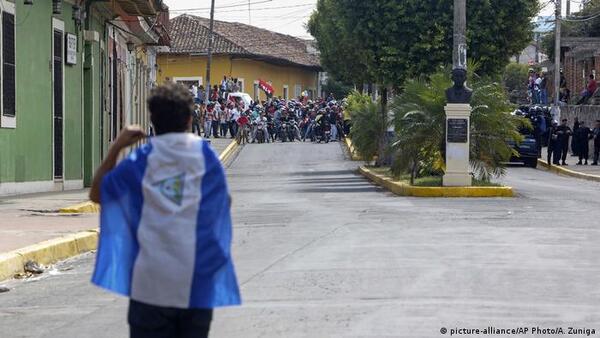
358, 166, 514, 198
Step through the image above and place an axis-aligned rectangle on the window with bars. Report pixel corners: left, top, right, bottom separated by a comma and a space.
2, 11, 15, 118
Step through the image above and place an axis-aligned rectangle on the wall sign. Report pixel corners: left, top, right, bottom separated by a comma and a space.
65, 33, 77, 65
447, 118, 468, 143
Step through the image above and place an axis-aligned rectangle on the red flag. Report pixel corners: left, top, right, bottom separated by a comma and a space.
258, 80, 274, 96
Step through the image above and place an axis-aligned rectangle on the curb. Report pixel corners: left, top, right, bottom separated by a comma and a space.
344, 137, 363, 161
59, 201, 100, 214
358, 166, 514, 198
0, 229, 98, 281
218, 139, 241, 164
537, 159, 600, 183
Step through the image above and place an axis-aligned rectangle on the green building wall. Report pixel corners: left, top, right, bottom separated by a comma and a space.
83, 12, 107, 186
0, 1, 85, 189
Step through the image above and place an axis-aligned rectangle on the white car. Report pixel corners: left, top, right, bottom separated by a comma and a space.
225, 92, 253, 111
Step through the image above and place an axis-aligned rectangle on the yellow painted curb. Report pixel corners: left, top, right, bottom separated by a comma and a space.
537, 159, 600, 183
59, 201, 100, 214
0, 229, 98, 281
218, 139, 241, 164
344, 137, 363, 161
359, 166, 514, 198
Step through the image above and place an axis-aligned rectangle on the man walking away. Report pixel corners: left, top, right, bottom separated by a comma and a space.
592, 120, 600, 165
555, 119, 573, 166
89, 83, 241, 338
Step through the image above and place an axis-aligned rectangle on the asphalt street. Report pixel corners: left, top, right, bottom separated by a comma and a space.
1, 142, 600, 337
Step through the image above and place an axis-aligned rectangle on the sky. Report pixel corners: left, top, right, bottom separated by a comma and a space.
163, 0, 317, 38
161, 0, 573, 39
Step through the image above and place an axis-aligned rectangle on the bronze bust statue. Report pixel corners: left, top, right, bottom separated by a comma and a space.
446, 68, 472, 104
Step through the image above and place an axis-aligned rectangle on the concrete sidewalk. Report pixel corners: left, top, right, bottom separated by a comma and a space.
0, 137, 233, 255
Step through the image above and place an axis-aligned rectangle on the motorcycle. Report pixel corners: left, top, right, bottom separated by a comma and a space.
256, 122, 266, 144
279, 121, 290, 142
267, 121, 276, 142
317, 121, 331, 143
288, 120, 299, 142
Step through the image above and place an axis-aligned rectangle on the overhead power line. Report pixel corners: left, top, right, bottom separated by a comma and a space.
169, 3, 315, 14
169, 0, 272, 13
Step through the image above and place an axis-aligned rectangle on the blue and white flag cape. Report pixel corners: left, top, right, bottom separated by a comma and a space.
92, 133, 241, 309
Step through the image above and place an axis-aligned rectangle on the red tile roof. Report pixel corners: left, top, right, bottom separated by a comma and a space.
166, 14, 321, 70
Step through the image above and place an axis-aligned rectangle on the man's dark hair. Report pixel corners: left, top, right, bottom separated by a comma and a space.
148, 83, 193, 135
591, 74, 595, 79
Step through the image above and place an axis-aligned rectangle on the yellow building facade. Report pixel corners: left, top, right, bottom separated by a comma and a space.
161, 14, 321, 102
158, 55, 319, 102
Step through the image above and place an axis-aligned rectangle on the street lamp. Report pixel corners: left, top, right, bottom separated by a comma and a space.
126, 41, 135, 53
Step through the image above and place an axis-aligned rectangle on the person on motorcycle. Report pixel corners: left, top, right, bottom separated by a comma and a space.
251, 112, 269, 143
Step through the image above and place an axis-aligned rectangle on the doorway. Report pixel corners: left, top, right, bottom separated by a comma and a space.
52, 20, 64, 180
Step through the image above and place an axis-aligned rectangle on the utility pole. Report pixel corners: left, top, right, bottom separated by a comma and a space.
453, 0, 467, 71
248, 0, 251, 25
566, 0, 570, 16
205, 0, 216, 103
443, 0, 472, 187
553, 0, 561, 120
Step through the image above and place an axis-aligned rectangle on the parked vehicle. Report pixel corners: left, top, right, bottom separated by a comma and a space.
507, 128, 539, 168
224, 92, 253, 111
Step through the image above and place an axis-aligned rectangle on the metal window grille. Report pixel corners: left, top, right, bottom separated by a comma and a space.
3, 12, 15, 117
53, 29, 63, 178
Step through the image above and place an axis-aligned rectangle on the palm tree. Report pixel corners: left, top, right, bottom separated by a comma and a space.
390, 68, 529, 184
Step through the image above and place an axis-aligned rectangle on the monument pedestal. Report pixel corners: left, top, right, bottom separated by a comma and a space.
443, 103, 471, 187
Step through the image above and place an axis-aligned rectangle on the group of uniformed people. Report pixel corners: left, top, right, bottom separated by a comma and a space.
547, 118, 600, 166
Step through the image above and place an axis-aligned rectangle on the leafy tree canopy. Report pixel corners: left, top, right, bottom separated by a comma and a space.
309, 0, 539, 86
542, 0, 600, 59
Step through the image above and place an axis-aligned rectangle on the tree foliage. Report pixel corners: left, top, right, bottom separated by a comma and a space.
391, 68, 530, 182
542, 0, 600, 60
503, 63, 530, 103
346, 91, 388, 161
309, 0, 539, 86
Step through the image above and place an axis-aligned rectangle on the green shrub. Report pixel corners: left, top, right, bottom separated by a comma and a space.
346, 90, 387, 161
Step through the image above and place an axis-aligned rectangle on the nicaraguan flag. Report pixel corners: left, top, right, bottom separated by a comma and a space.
92, 133, 241, 309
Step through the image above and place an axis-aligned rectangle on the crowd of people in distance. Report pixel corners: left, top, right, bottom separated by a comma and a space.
190, 92, 348, 145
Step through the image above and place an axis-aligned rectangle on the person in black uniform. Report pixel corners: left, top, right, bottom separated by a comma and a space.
555, 119, 572, 165
575, 121, 592, 165
571, 117, 580, 156
592, 120, 600, 165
